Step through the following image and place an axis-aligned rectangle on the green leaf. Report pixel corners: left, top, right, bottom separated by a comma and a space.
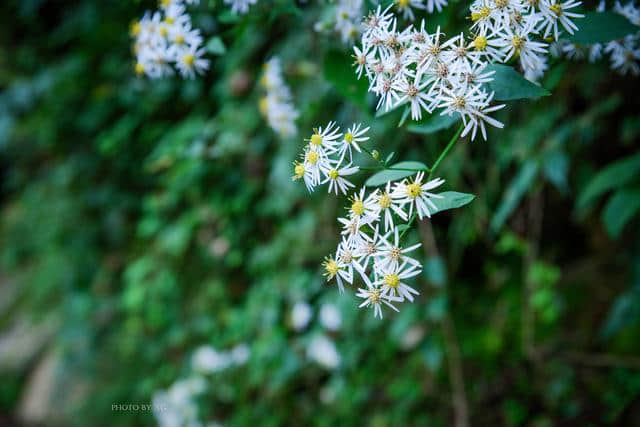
430, 191, 475, 214
491, 160, 539, 232
577, 152, 640, 212
407, 114, 459, 134
365, 161, 428, 187
484, 64, 550, 101
324, 49, 370, 111
602, 188, 640, 238
206, 37, 226, 55
424, 256, 447, 287
566, 12, 639, 45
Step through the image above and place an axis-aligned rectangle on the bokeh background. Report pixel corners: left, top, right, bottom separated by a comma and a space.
1, 0, 640, 426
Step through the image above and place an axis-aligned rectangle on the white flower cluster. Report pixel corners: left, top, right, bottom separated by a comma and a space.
259, 58, 299, 138
394, 0, 449, 22
555, 1, 640, 76
322, 172, 445, 318
152, 343, 249, 427
353, 2, 584, 139
224, 0, 258, 15
131, 0, 209, 79
315, 0, 365, 44
291, 122, 366, 194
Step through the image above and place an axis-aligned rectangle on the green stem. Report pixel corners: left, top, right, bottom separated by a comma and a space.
428, 123, 465, 180
399, 212, 417, 239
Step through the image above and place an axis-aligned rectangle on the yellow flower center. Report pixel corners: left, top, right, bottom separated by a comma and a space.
407, 182, 422, 198
294, 163, 305, 178
390, 247, 401, 260
165, 17, 174, 25
473, 35, 488, 51
351, 200, 365, 216
323, 259, 339, 278
307, 150, 319, 165
512, 35, 524, 50
550, 3, 563, 16
310, 133, 323, 146
396, 0, 410, 8
160, 0, 171, 7
183, 54, 195, 66
495, 0, 508, 8
329, 169, 339, 180
175, 34, 185, 45
370, 288, 381, 303
345, 132, 354, 143
259, 97, 268, 115
135, 62, 145, 75
384, 274, 400, 288
130, 22, 141, 37
472, 6, 491, 20
379, 193, 392, 209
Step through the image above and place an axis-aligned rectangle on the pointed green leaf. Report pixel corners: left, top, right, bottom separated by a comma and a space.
206, 37, 226, 55
491, 160, 539, 232
577, 152, 640, 212
484, 64, 550, 101
365, 161, 428, 187
407, 113, 459, 134
430, 191, 475, 214
602, 188, 640, 238
566, 12, 639, 45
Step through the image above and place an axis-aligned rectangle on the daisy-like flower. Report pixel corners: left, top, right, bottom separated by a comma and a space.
174, 45, 209, 78
338, 216, 371, 248
392, 77, 434, 120
394, 0, 426, 21
224, 0, 258, 14
338, 123, 370, 160
336, 238, 369, 291
376, 226, 422, 270
392, 173, 445, 219
468, 27, 505, 63
352, 225, 384, 269
356, 286, 401, 319
539, 0, 584, 40
307, 121, 343, 156
321, 160, 359, 195
353, 45, 375, 79
347, 187, 377, 224
494, 23, 548, 72
323, 255, 346, 293
375, 260, 422, 302
367, 182, 408, 232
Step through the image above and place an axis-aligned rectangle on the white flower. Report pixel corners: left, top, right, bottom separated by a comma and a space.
367, 182, 408, 232
338, 123, 370, 160
375, 260, 422, 302
356, 286, 401, 319
307, 335, 340, 369
394, 0, 426, 21
192, 345, 231, 373
174, 45, 209, 78
230, 343, 250, 365
224, 0, 258, 14
321, 160, 359, 195
391, 172, 445, 219
539, 0, 584, 40
376, 226, 422, 271
291, 302, 313, 331
319, 304, 343, 331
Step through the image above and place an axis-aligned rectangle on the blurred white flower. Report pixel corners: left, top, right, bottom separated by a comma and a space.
192, 346, 231, 374
291, 302, 313, 331
307, 335, 341, 369
319, 304, 342, 331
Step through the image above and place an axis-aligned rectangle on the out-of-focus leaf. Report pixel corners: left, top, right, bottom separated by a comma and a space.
324, 49, 370, 111
206, 37, 226, 55
365, 161, 428, 187
577, 152, 640, 212
430, 191, 475, 214
407, 114, 459, 134
491, 160, 539, 232
602, 188, 640, 238
566, 12, 639, 45
426, 293, 447, 321
542, 150, 569, 193
424, 256, 447, 287
601, 289, 640, 339
484, 64, 550, 101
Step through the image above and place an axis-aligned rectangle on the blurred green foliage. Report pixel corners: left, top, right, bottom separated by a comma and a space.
1, 0, 640, 426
